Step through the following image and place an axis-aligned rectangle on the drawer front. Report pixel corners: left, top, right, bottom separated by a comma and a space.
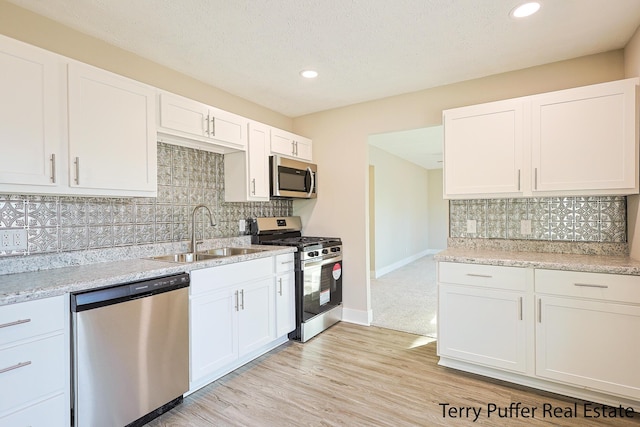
438, 262, 530, 291
0, 393, 67, 427
535, 269, 640, 304
275, 253, 295, 274
0, 334, 66, 414
191, 257, 273, 295
0, 296, 64, 346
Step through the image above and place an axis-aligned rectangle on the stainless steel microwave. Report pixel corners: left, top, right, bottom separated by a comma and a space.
270, 155, 317, 199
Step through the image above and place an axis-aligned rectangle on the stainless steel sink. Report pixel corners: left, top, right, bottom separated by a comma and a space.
199, 247, 266, 256
148, 247, 265, 263
149, 253, 221, 263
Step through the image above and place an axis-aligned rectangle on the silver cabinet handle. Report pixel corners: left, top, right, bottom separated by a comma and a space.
50, 153, 56, 183
518, 297, 523, 321
0, 318, 31, 329
534, 168, 538, 190
466, 273, 492, 278
240, 289, 245, 310
291, 141, 295, 156
574, 283, 609, 289
211, 116, 216, 137
278, 278, 283, 296
538, 298, 542, 323
205, 114, 210, 137
280, 260, 294, 265
295, 141, 298, 156
517, 169, 521, 191
74, 157, 80, 185
251, 178, 256, 195
235, 290, 239, 311
0, 361, 31, 374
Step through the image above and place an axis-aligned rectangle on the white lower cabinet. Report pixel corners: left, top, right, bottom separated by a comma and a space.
275, 253, 296, 337
189, 256, 286, 393
0, 295, 68, 426
535, 269, 640, 401
438, 262, 530, 373
439, 261, 640, 405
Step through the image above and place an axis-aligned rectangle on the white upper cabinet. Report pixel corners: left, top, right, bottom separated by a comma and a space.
158, 91, 247, 152
271, 128, 313, 161
443, 78, 639, 199
0, 35, 65, 191
68, 63, 157, 196
444, 99, 525, 197
224, 121, 270, 202
531, 79, 638, 194
0, 35, 158, 197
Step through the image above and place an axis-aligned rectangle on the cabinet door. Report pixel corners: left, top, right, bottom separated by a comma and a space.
532, 79, 638, 194
208, 106, 247, 148
68, 63, 157, 195
275, 270, 295, 337
158, 92, 208, 137
0, 393, 67, 427
293, 135, 313, 161
0, 36, 63, 188
536, 296, 640, 399
270, 128, 296, 157
190, 288, 238, 382
438, 284, 527, 373
238, 278, 275, 356
247, 122, 270, 200
443, 99, 524, 198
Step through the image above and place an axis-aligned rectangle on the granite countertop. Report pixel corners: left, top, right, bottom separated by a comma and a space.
0, 245, 296, 306
435, 247, 640, 276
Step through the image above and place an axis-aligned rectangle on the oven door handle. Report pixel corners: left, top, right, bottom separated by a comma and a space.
303, 255, 342, 269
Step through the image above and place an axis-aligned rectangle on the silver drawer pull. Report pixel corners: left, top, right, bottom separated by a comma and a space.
280, 261, 294, 265
574, 283, 609, 289
0, 361, 31, 374
466, 273, 492, 278
0, 318, 31, 329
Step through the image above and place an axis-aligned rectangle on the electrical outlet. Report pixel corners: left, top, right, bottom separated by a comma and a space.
1, 229, 27, 251
238, 219, 246, 233
466, 219, 477, 234
521, 219, 532, 235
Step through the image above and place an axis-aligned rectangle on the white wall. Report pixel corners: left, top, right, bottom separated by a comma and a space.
625, 25, 640, 260
427, 169, 448, 250
368, 146, 430, 277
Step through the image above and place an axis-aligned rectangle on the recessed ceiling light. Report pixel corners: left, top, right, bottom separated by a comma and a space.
300, 70, 318, 79
510, 2, 541, 18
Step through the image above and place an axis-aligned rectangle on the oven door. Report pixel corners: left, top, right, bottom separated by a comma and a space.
302, 255, 342, 320
270, 156, 317, 199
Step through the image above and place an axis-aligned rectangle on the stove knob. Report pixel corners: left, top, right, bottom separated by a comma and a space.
331, 247, 338, 252
314, 251, 320, 257
322, 249, 329, 255
307, 251, 315, 257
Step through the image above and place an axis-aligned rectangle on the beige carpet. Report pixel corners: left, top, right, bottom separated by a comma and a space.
370, 255, 438, 337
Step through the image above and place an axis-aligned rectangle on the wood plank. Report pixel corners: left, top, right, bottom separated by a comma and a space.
146, 323, 640, 426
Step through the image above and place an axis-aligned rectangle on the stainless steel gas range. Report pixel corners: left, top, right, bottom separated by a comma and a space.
250, 216, 342, 342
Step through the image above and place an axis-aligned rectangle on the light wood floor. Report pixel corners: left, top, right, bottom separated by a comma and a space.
146, 323, 640, 426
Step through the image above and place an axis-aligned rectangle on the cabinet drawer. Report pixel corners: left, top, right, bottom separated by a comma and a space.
0, 296, 64, 346
275, 253, 295, 273
535, 269, 640, 304
0, 392, 67, 427
438, 262, 530, 291
0, 334, 66, 414
191, 257, 273, 295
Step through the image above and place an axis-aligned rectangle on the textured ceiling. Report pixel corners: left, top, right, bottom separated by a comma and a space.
7, 0, 640, 117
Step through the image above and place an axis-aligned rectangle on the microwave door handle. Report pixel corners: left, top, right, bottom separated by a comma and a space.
306, 167, 314, 198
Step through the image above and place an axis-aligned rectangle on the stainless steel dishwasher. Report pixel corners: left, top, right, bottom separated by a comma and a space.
71, 272, 189, 427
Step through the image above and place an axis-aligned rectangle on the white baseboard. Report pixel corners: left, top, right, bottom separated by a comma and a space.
342, 307, 372, 326
374, 249, 440, 278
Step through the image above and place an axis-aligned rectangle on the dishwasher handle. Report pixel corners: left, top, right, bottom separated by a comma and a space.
71, 272, 190, 312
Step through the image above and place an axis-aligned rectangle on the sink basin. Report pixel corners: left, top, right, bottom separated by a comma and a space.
199, 247, 266, 256
149, 253, 221, 263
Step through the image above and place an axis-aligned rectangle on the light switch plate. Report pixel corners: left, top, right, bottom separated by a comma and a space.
521, 219, 532, 235
466, 219, 477, 234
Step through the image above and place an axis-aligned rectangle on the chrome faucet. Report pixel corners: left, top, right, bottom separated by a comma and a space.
191, 204, 216, 253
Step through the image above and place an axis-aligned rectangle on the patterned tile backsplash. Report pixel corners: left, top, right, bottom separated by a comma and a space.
450, 197, 627, 242
0, 142, 292, 256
